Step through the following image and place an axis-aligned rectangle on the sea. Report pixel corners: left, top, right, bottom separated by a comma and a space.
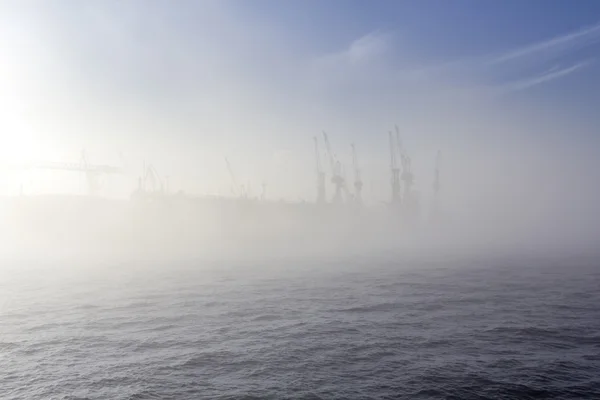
2, 253, 600, 399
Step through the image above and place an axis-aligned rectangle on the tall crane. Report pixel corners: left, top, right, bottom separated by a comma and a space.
401, 153, 413, 201
224, 157, 240, 197
389, 130, 401, 205
396, 125, 414, 203
351, 143, 363, 205
142, 161, 163, 194
314, 136, 326, 204
322, 131, 345, 205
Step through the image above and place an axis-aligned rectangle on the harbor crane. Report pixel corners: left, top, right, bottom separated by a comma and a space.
351, 143, 363, 205
389, 130, 401, 205
322, 131, 346, 205
396, 125, 414, 203
141, 161, 163, 194
17, 150, 123, 196
225, 157, 242, 197
314, 136, 326, 204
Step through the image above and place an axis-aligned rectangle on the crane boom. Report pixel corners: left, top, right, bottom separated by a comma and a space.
10, 150, 123, 196
22, 161, 122, 174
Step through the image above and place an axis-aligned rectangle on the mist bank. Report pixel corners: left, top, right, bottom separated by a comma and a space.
2, 190, 599, 267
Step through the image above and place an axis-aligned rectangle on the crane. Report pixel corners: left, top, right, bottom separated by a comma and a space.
396, 125, 414, 204
16, 149, 123, 196
142, 162, 163, 194
322, 131, 346, 205
224, 157, 240, 197
389, 130, 401, 205
314, 136, 326, 204
394, 125, 403, 157
351, 143, 363, 205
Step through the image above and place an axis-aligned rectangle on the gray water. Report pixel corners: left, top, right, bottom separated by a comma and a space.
2, 255, 600, 399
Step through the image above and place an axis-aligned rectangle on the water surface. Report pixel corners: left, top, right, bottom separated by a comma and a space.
2, 255, 600, 399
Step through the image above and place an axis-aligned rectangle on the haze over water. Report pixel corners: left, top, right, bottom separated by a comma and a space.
3, 1, 600, 399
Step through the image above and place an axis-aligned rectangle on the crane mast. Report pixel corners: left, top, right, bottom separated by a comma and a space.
224, 157, 240, 197
401, 153, 413, 200
322, 131, 345, 205
351, 143, 363, 205
396, 125, 414, 203
389, 131, 401, 205
314, 136, 326, 204
142, 162, 163, 195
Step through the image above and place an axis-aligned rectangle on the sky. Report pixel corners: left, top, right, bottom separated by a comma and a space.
1, 0, 600, 206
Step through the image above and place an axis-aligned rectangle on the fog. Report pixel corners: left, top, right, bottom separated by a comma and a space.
2, 1, 600, 265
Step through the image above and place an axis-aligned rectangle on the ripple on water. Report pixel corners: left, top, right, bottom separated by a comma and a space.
2, 260, 600, 399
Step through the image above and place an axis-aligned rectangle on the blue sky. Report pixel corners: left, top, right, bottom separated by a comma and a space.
242, 0, 600, 113
239, 0, 600, 55
1, 0, 600, 203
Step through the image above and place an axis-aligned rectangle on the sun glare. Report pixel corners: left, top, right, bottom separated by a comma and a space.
0, 118, 46, 165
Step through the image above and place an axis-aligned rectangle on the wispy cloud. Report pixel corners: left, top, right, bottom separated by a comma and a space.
397, 22, 600, 92
479, 23, 600, 91
498, 61, 591, 93
489, 22, 600, 65
312, 31, 392, 71
345, 31, 391, 64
